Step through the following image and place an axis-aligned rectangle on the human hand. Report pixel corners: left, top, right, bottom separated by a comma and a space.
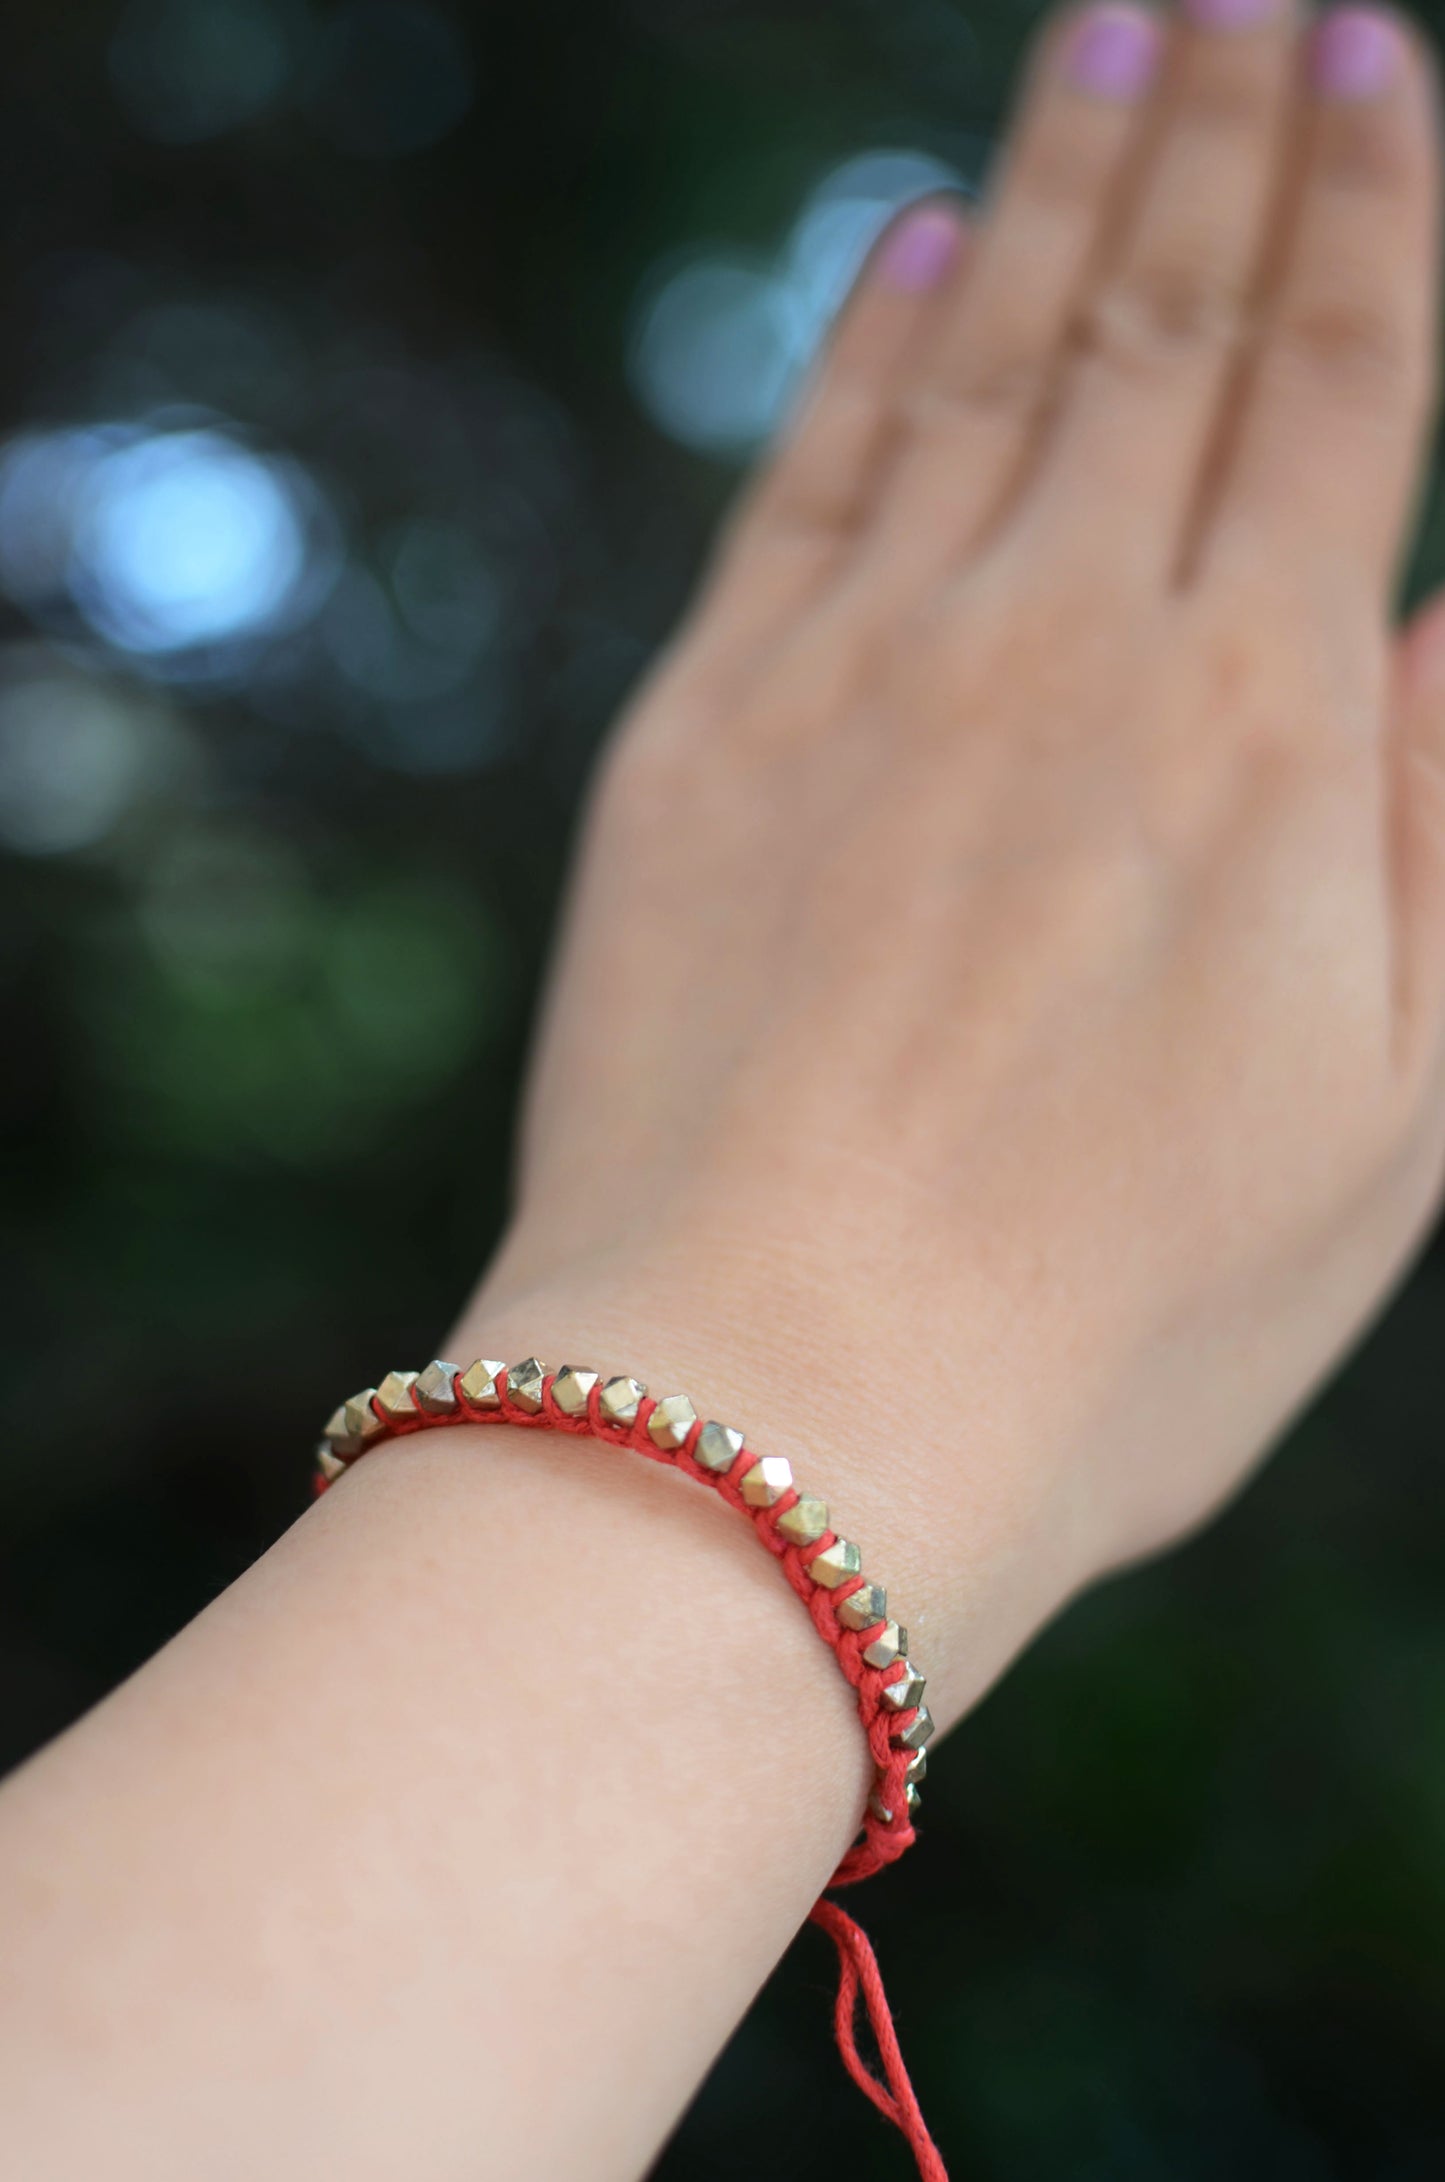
461, 1, 1444, 1724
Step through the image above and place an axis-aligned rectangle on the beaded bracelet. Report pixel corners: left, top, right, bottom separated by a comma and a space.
314, 1354, 946, 2181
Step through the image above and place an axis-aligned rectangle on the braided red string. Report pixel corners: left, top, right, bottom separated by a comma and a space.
315, 1364, 946, 2178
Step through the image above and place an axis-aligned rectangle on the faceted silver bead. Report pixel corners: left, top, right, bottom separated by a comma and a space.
807, 1538, 862, 1590
881, 1661, 927, 1712
894, 1705, 935, 1752
458, 1358, 505, 1410
905, 1782, 922, 1817
343, 1391, 385, 1446
836, 1583, 887, 1634
551, 1366, 600, 1418
599, 1375, 646, 1427
776, 1494, 829, 1547
316, 1440, 347, 1482
739, 1455, 793, 1508
414, 1360, 461, 1415
867, 1789, 895, 1825
904, 1747, 927, 1786
694, 1421, 744, 1475
862, 1621, 906, 1671
647, 1393, 697, 1450
323, 1403, 366, 1457
375, 1370, 419, 1424
507, 1357, 547, 1413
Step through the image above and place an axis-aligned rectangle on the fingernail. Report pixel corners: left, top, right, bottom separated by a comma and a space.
876, 203, 962, 294
1064, 4, 1165, 100
1311, 6, 1403, 99
1183, 0, 1279, 32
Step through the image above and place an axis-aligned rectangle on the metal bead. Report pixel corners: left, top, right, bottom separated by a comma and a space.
413, 1360, 461, 1415
647, 1393, 697, 1451
343, 1391, 385, 1446
808, 1538, 862, 1589
881, 1660, 927, 1712
905, 1782, 922, 1817
551, 1365, 599, 1418
695, 1421, 744, 1475
862, 1621, 906, 1671
375, 1370, 419, 1423
739, 1455, 793, 1508
506, 1357, 547, 1413
894, 1704, 935, 1752
776, 1493, 829, 1547
323, 1403, 366, 1457
836, 1583, 887, 1634
904, 1747, 927, 1786
867, 1789, 894, 1825
599, 1375, 646, 1427
459, 1358, 506, 1410
316, 1440, 347, 1482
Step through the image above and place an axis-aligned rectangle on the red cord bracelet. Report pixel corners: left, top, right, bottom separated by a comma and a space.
313, 1355, 946, 2182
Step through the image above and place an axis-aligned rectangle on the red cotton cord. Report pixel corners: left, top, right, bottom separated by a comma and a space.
810, 1900, 949, 2182
314, 1360, 949, 2180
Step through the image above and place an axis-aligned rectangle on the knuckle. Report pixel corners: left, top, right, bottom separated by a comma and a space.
1077, 258, 1244, 378
911, 345, 1053, 429
1268, 294, 1419, 400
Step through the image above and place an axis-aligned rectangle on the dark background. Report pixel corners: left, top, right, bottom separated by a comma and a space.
1, 2, 1443, 2175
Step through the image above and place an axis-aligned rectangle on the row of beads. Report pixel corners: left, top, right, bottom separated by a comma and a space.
316, 1356, 934, 1858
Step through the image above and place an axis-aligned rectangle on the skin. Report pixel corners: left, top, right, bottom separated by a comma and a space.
1, 3, 1444, 2176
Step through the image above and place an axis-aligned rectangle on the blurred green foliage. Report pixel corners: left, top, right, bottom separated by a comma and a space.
0, 2, 1443, 2176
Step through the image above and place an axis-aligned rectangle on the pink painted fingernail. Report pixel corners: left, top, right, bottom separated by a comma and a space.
876, 203, 962, 293
1183, 0, 1279, 32
1311, 5, 1403, 99
1064, 4, 1164, 100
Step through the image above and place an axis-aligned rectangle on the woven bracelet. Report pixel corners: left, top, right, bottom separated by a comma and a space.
313, 1354, 946, 2181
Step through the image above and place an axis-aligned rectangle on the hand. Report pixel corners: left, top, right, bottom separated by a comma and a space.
463, 0, 1445, 1723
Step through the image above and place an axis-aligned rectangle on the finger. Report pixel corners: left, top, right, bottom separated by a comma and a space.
1390, 592, 1445, 1063
693, 200, 971, 659
1203, 9, 1441, 608
1008, 0, 1300, 584
858, 1, 1164, 587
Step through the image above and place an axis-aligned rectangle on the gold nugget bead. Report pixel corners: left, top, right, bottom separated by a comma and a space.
904, 1746, 927, 1786
836, 1582, 887, 1634
316, 1440, 348, 1482
894, 1704, 935, 1751
905, 1782, 922, 1817
506, 1357, 548, 1413
695, 1421, 744, 1474
808, 1537, 863, 1589
414, 1360, 460, 1415
648, 1393, 697, 1450
599, 1374, 646, 1427
881, 1660, 926, 1712
739, 1455, 793, 1508
375, 1369, 420, 1423
551, 1365, 600, 1418
862, 1621, 906, 1671
459, 1357, 506, 1409
776, 1493, 829, 1547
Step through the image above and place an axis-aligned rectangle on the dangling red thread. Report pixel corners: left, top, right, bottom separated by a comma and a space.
315, 1362, 948, 2180
809, 1899, 949, 2182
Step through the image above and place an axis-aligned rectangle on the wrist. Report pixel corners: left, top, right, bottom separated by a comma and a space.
451, 1236, 1091, 1733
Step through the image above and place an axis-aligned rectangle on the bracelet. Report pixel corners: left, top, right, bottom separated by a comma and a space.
312, 1354, 946, 2180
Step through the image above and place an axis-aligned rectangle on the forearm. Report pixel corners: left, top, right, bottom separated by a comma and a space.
0, 1294, 1061, 2182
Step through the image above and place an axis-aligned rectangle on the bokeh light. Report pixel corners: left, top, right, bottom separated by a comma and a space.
0, 423, 337, 666
110, 0, 299, 144
629, 148, 968, 455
